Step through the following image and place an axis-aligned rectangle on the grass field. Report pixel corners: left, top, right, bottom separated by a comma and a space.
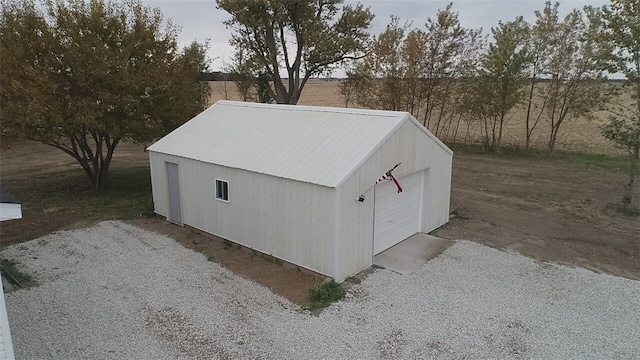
209, 79, 627, 156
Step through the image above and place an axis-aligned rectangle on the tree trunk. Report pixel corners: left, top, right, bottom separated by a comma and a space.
465, 118, 472, 143
482, 117, 490, 150
452, 113, 463, 143
548, 99, 571, 154
434, 80, 452, 137
95, 138, 119, 191
422, 82, 434, 128
525, 76, 536, 149
52, 134, 120, 191
490, 116, 497, 151
548, 127, 559, 153
547, 76, 561, 153
496, 112, 506, 154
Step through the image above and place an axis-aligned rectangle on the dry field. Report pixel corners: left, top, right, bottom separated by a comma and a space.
210, 79, 626, 155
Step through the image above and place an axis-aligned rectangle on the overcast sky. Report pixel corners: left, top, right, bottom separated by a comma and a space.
140, 0, 608, 75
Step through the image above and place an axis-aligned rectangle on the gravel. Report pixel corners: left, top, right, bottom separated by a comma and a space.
2, 221, 639, 359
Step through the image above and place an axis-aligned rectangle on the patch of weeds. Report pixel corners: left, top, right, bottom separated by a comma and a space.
0, 259, 35, 288
2, 166, 154, 225
447, 142, 633, 172
223, 239, 233, 249
606, 202, 640, 217
308, 281, 346, 310
450, 208, 469, 220
345, 276, 361, 284
262, 254, 283, 266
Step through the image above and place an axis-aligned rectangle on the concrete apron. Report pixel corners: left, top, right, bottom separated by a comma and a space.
374, 233, 452, 275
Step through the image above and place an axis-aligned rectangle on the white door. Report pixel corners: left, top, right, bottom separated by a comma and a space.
373, 170, 423, 254
166, 162, 182, 224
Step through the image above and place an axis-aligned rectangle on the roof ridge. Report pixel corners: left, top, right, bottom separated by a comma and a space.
216, 100, 408, 119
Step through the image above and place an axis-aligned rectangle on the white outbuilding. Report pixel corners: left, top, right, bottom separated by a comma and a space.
148, 100, 452, 282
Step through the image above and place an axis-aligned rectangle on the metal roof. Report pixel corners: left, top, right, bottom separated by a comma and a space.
148, 101, 412, 187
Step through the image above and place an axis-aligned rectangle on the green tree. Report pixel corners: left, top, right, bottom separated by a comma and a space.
421, 3, 482, 136
348, 16, 408, 111
0, 0, 211, 191
345, 4, 484, 142
598, 0, 640, 212
467, 17, 530, 152
216, 0, 373, 104
256, 71, 273, 104
228, 49, 257, 102
523, 6, 551, 149
337, 68, 360, 108
535, 2, 609, 153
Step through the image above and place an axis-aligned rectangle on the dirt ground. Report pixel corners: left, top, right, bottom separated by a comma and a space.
1, 140, 638, 307
434, 153, 639, 280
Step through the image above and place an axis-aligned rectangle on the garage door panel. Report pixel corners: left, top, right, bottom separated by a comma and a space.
374, 171, 424, 254
375, 206, 419, 231
375, 215, 419, 241
376, 201, 419, 216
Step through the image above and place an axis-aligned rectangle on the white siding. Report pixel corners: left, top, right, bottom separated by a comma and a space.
149, 110, 451, 282
377, 118, 452, 232
149, 152, 336, 277
334, 118, 452, 282
0, 277, 15, 360
333, 153, 379, 282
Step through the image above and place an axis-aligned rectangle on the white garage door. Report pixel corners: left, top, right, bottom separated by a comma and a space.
373, 170, 424, 254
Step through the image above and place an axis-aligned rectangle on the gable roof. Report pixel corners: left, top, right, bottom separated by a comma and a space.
148, 101, 444, 187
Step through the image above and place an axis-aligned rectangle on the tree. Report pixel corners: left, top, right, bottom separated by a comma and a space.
216, 0, 373, 104
256, 71, 274, 103
523, 7, 552, 149
337, 68, 359, 108
466, 17, 530, 152
598, 0, 640, 212
0, 0, 211, 190
535, 2, 609, 153
228, 49, 257, 102
348, 16, 409, 111
344, 4, 484, 142
418, 3, 484, 138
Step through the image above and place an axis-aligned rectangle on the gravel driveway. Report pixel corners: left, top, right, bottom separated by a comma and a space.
2, 221, 639, 359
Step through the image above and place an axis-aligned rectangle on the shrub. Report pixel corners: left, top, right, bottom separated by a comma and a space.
308, 281, 346, 310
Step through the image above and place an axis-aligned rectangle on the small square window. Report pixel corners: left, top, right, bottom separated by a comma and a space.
215, 179, 229, 202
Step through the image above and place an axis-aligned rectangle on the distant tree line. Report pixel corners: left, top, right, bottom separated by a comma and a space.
341, 2, 612, 155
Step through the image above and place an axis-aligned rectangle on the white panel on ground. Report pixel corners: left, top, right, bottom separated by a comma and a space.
373, 171, 423, 254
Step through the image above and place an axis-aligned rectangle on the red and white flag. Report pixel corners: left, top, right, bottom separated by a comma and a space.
375, 172, 403, 193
